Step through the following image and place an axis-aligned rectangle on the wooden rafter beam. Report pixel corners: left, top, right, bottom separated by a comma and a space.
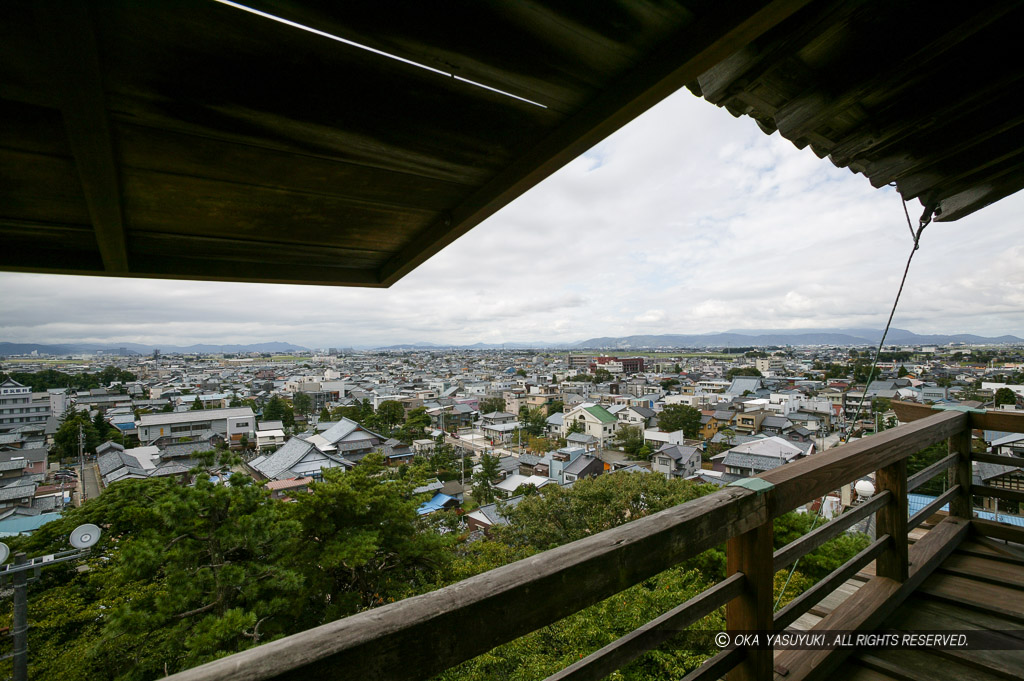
34, 0, 129, 273
377, 0, 816, 287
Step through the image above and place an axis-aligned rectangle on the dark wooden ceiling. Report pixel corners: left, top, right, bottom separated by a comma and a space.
2, 0, 1021, 287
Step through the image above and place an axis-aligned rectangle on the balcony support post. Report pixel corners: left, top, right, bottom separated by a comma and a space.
875, 459, 908, 581
949, 425, 973, 519
726, 521, 774, 681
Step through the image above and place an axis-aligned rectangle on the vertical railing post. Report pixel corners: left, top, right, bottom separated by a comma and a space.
875, 459, 908, 581
726, 521, 774, 681
949, 421, 973, 519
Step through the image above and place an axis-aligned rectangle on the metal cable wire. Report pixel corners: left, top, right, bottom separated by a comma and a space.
845, 201, 933, 440
774, 196, 933, 611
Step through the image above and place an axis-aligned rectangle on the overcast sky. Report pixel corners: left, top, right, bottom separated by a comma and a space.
2, 89, 1023, 348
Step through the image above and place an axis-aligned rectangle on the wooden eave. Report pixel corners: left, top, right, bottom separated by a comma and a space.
690, 0, 1024, 223
1, 0, 1021, 288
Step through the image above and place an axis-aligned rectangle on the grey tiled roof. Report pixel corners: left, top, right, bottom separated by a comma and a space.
251, 437, 317, 479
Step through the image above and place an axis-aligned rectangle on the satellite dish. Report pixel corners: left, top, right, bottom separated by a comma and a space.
0, 542, 8, 564
69, 523, 101, 549
854, 480, 875, 499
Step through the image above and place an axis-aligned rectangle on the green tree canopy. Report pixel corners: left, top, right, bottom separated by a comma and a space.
292, 391, 313, 417
725, 367, 762, 379
472, 453, 501, 505
52, 410, 100, 460
656, 404, 702, 438
397, 406, 432, 442
518, 405, 547, 437
263, 395, 295, 429
995, 387, 1018, 406
612, 424, 646, 455
376, 400, 406, 432
288, 453, 448, 623
478, 397, 507, 414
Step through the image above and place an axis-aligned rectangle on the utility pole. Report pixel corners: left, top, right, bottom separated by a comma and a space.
78, 421, 86, 502
2, 525, 101, 681
12, 553, 27, 681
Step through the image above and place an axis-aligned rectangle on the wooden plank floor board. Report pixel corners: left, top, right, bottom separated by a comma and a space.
886, 597, 1024, 642
806, 529, 1024, 681
839, 662, 904, 681
962, 536, 1024, 562
858, 649, 1009, 681
940, 553, 1024, 589
917, 573, 1024, 624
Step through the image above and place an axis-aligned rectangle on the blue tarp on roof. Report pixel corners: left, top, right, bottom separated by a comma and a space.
417, 493, 454, 516
0, 513, 62, 537
908, 493, 1024, 527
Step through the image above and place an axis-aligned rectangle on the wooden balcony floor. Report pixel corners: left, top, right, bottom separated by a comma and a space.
780, 523, 1024, 681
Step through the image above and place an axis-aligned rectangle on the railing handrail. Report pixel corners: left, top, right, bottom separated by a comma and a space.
165, 410, 969, 681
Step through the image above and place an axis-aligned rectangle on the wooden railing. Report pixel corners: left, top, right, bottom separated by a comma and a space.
166, 406, 1024, 681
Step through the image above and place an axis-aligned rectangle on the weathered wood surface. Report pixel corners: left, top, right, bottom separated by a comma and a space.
971, 451, 1024, 467
908, 485, 961, 531
907, 453, 958, 492
545, 573, 744, 681
683, 649, 744, 681
892, 402, 1024, 436
970, 409, 1024, 433
875, 460, 908, 581
378, 0, 818, 285
916, 573, 1024, 625
772, 516, 970, 681
165, 486, 768, 681
773, 491, 889, 572
940, 553, 1024, 589
773, 537, 887, 631
33, 0, 128, 272
972, 484, 1024, 505
856, 650, 1006, 681
959, 537, 1024, 563
948, 428, 974, 519
882, 592, 1024, 679
727, 523, 774, 681
970, 518, 1024, 544
760, 411, 966, 515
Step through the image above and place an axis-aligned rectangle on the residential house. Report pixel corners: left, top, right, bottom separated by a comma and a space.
249, 437, 354, 481
562, 404, 619, 447
651, 443, 702, 480
266, 476, 313, 500
711, 436, 809, 477
973, 460, 1024, 513
617, 406, 656, 429
561, 454, 604, 483
307, 417, 387, 463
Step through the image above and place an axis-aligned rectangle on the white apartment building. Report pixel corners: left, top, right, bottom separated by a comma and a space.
136, 407, 256, 442
0, 379, 53, 433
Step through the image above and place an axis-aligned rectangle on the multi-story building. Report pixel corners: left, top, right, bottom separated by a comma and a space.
136, 407, 256, 443
0, 379, 53, 433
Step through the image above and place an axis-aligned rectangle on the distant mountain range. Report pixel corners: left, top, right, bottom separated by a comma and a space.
569, 328, 1024, 349
0, 341, 309, 357
3, 328, 1021, 357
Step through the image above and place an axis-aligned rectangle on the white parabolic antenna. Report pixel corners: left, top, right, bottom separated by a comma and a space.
0, 542, 9, 564
69, 523, 101, 549
854, 480, 875, 498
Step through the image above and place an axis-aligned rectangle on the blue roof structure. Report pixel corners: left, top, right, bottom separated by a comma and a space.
417, 493, 454, 516
0, 512, 62, 537
908, 493, 1024, 528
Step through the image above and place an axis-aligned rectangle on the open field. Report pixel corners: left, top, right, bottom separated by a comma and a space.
545, 351, 738, 359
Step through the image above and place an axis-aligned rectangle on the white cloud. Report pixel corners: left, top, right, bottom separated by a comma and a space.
2, 90, 1023, 347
